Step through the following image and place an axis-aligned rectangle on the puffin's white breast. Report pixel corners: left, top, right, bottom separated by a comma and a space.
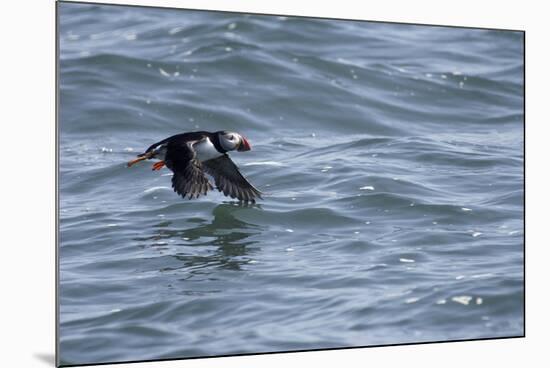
193, 138, 223, 162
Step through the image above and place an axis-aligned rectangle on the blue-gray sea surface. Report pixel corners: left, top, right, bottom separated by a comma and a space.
58, 3, 524, 366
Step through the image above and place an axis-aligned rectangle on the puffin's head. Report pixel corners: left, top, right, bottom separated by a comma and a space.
217, 131, 251, 152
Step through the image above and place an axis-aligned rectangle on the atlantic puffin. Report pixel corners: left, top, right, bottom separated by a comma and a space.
127, 131, 262, 203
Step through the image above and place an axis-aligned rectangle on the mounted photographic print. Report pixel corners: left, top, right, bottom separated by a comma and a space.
57, 1, 525, 366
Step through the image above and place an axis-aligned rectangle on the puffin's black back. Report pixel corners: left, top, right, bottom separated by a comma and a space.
142, 131, 225, 155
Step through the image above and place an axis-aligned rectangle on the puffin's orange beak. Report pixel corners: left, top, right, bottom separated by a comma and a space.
238, 137, 251, 151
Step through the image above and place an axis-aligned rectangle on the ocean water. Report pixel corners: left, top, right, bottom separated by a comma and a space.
57, 2, 524, 366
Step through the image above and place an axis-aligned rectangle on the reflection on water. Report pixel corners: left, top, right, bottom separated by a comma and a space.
136, 203, 265, 272
178, 203, 263, 246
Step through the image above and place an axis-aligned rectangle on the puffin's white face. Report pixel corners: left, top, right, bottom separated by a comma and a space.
219, 131, 251, 152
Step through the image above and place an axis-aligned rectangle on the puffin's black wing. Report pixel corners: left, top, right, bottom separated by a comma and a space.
164, 140, 213, 199
202, 154, 262, 203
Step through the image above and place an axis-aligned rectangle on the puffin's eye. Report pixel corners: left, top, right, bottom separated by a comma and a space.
228, 135, 234, 140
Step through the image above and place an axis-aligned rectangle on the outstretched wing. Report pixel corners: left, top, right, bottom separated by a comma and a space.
164, 140, 213, 199
202, 154, 262, 203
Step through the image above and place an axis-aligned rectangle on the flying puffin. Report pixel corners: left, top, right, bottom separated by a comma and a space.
127, 131, 262, 203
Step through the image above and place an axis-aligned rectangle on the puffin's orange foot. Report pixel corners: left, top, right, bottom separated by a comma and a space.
127, 156, 147, 167
152, 161, 165, 171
